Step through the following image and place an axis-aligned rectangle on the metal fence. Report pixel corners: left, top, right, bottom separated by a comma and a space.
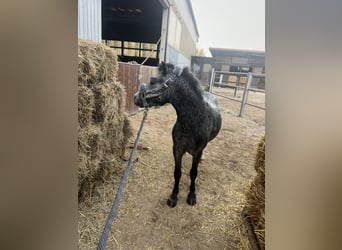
209, 69, 265, 117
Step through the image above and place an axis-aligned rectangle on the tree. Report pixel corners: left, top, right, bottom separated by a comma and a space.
196, 48, 206, 56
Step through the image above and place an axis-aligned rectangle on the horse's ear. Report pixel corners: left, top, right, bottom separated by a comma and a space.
158, 61, 167, 75
173, 65, 183, 77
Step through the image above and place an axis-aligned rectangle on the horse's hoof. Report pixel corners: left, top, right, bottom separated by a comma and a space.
187, 193, 196, 206
167, 196, 177, 208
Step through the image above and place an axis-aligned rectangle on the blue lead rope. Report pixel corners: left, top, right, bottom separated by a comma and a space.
97, 109, 148, 250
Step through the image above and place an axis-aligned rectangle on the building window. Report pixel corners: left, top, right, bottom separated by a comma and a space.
230, 66, 252, 73
104, 40, 159, 59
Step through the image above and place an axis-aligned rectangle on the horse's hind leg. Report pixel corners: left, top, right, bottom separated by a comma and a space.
187, 150, 203, 206
167, 147, 184, 208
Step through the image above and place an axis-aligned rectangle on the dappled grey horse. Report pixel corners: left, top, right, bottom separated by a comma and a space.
134, 62, 222, 207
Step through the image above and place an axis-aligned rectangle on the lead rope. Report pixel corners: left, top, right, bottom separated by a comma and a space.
97, 108, 149, 250
141, 37, 161, 66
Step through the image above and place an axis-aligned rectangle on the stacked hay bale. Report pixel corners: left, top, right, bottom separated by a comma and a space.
78, 39, 132, 200
241, 136, 265, 250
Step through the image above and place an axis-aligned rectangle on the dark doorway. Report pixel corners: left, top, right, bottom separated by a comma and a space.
102, 0, 164, 66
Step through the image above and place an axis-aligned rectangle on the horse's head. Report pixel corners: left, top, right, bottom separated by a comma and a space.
134, 62, 182, 108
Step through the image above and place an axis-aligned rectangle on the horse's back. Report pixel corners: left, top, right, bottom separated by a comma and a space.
203, 91, 222, 141
203, 91, 219, 111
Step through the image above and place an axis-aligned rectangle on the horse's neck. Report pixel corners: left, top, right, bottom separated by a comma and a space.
171, 89, 204, 119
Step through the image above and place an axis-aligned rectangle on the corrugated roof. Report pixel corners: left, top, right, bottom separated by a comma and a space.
209, 47, 265, 58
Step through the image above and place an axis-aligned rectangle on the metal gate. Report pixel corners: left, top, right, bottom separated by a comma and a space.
117, 62, 158, 115
209, 69, 265, 117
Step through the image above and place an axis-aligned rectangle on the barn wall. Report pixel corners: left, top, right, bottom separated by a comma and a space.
172, 0, 198, 44
215, 56, 265, 68
78, 0, 101, 42
164, 0, 198, 67
191, 56, 215, 85
166, 45, 191, 67
179, 23, 197, 60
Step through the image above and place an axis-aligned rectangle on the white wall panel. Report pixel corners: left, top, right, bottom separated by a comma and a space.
78, 0, 101, 42
172, 0, 198, 43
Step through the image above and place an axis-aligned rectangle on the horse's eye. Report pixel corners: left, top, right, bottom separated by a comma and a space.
150, 77, 158, 85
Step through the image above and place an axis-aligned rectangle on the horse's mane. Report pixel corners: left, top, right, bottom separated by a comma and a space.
181, 67, 203, 97
161, 63, 203, 98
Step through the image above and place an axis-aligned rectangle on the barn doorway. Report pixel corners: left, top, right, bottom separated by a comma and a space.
102, 0, 165, 66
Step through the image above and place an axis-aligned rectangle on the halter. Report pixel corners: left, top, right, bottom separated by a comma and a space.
159, 65, 183, 88
141, 66, 183, 107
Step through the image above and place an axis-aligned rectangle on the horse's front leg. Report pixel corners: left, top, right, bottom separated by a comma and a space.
167, 146, 184, 208
187, 150, 203, 206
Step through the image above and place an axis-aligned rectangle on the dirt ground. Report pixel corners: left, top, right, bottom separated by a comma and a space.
78, 87, 265, 249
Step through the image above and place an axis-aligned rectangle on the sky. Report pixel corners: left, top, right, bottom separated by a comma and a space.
190, 0, 265, 56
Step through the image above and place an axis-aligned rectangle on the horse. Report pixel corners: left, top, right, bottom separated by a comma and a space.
134, 62, 222, 207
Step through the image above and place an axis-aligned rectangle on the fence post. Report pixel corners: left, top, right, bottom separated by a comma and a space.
209, 68, 215, 93
238, 72, 253, 117
233, 75, 240, 97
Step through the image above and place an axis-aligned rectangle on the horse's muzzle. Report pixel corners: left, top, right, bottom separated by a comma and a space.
135, 82, 168, 108
134, 83, 149, 108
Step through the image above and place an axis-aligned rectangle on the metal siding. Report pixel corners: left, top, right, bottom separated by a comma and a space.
117, 63, 158, 115
159, 8, 169, 62
166, 1, 197, 66
179, 23, 196, 59
166, 45, 190, 67
78, 0, 101, 42
166, 45, 179, 65
172, 0, 198, 42
117, 63, 140, 115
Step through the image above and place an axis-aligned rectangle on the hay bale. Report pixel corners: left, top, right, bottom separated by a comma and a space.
78, 39, 132, 200
78, 40, 118, 86
241, 135, 265, 250
78, 82, 94, 128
